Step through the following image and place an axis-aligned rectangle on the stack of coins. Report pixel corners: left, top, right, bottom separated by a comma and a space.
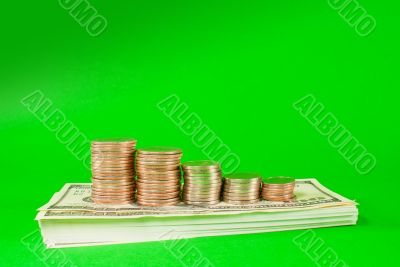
182, 160, 222, 206
136, 147, 182, 206
223, 173, 262, 205
262, 176, 296, 201
91, 138, 137, 204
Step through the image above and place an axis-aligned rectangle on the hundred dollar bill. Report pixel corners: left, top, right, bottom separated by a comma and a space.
37, 179, 356, 219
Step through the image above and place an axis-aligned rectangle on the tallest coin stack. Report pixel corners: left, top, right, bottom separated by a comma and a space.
91, 138, 137, 204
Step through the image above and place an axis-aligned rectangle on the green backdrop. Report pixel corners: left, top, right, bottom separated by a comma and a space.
0, 0, 398, 266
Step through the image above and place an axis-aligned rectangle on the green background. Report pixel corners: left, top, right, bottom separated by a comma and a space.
0, 0, 399, 266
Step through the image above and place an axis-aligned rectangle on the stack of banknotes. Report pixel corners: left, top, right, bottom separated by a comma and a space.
36, 178, 358, 248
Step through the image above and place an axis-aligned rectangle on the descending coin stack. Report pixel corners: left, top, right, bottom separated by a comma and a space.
182, 160, 222, 206
223, 173, 262, 204
262, 176, 296, 201
136, 147, 182, 206
91, 138, 137, 204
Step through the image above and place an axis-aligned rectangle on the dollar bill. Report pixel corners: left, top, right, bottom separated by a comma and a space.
36, 179, 356, 219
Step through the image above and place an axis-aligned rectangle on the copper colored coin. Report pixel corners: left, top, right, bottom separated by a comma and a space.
183, 195, 220, 201
263, 197, 294, 202
184, 190, 221, 196
136, 156, 182, 162
184, 181, 222, 186
223, 184, 261, 190
137, 191, 179, 198
262, 185, 295, 190
137, 164, 180, 169
92, 198, 133, 204
92, 165, 134, 171
92, 149, 136, 153
92, 177, 133, 182
183, 185, 221, 191
182, 166, 220, 172
92, 184, 135, 190
93, 175, 135, 180
93, 176, 134, 180
137, 202, 179, 207
262, 192, 294, 198
92, 183, 134, 189
136, 159, 181, 164
184, 200, 220, 205
183, 190, 221, 196
183, 197, 220, 202
137, 176, 179, 182
262, 190, 294, 195
92, 155, 133, 160
224, 178, 261, 184
92, 190, 133, 196
183, 195, 221, 201
223, 192, 260, 198
262, 193, 294, 198
136, 166, 180, 172
91, 162, 133, 168
184, 172, 222, 177
136, 171, 180, 177
136, 180, 180, 186
92, 200, 133, 205
92, 181, 135, 186
183, 168, 220, 174
223, 195, 260, 201
137, 175, 180, 181
92, 188, 134, 194
93, 168, 134, 173
92, 184, 134, 189
137, 146, 182, 155
137, 198, 180, 205
137, 168, 180, 174
137, 188, 179, 194
223, 188, 260, 194
93, 170, 135, 175
91, 146, 135, 151
136, 165, 181, 171
224, 199, 260, 205
92, 159, 134, 164
91, 152, 134, 158
91, 195, 133, 201
136, 184, 180, 191
91, 194, 133, 200
137, 195, 180, 201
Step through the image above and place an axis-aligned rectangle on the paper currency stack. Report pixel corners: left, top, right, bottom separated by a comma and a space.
36, 179, 358, 248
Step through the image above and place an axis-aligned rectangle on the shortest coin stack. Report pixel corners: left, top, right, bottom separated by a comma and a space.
262, 176, 296, 201
91, 138, 137, 204
223, 173, 262, 205
182, 160, 222, 206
